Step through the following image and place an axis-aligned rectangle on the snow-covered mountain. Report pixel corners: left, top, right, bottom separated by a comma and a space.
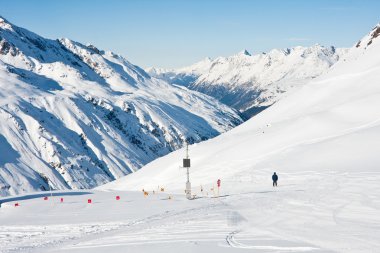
95, 23, 380, 252
104, 23, 380, 193
147, 46, 347, 118
0, 16, 242, 196
1, 21, 380, 253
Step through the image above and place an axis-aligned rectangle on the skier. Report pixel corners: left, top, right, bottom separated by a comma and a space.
272, 172, 278, 187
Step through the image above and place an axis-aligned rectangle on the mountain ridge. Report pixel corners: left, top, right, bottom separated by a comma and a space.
147, 44, 348, 118
103, 22, 380, 193
0, 16, 242, 196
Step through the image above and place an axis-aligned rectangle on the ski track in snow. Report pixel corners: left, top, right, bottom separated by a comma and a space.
0, 194, 233, 253
3, 173, 379, 253
226, 231, 319, 252
43, 203, 227, 252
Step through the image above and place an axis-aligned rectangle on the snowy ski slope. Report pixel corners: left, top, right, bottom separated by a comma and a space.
104, 23, 380, 193
0, 20, 379, 253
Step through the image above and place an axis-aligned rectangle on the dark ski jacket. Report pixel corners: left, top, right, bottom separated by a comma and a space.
272, 173, 278, 182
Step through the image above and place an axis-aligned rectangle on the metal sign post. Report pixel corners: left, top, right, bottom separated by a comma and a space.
183, 143, 191, 199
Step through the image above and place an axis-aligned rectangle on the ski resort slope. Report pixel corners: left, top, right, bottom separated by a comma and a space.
0, 189, 339, 253
103, 23, 380, 193
1, 24, 380, 253
99, 24, 380, 252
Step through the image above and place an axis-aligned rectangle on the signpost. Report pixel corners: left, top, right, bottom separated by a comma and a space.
183, 143, 192, 199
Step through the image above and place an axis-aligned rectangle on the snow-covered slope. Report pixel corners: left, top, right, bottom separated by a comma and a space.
1, 23, 380, 253
95, 24, 380, 252
0, 16, 242, 196
147, 46, 347, 118
104, 23, 380, 193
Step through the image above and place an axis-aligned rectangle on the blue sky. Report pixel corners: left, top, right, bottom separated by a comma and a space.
1, 0, 380, 68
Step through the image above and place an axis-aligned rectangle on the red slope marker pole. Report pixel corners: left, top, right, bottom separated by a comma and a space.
217, 179, 221, 197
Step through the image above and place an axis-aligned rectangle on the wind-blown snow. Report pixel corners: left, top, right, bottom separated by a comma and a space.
147, 46, 347, 118
0, 16, 242, 196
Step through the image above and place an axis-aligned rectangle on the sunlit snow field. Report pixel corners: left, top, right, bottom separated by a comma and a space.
1, 11, 380, 253
1, 167, 380, 253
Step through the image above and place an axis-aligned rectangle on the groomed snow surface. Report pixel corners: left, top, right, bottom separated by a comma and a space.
1, 170, 379, 253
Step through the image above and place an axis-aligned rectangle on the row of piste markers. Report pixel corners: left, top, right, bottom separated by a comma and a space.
12, 192, 160, 207
11, 188, 167, 207
12, 179, 222, 207
12, 194, 157, 206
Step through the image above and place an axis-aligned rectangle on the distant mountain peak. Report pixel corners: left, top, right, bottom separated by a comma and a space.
368, 24, 380, 44
86, 44, 103, 54
0, 16, 13, 30
355, 22, 380, 49
149, 44, 347, 118
204, 56, 213, 62
238, 49, 251, 56
0, 16, 8, 23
